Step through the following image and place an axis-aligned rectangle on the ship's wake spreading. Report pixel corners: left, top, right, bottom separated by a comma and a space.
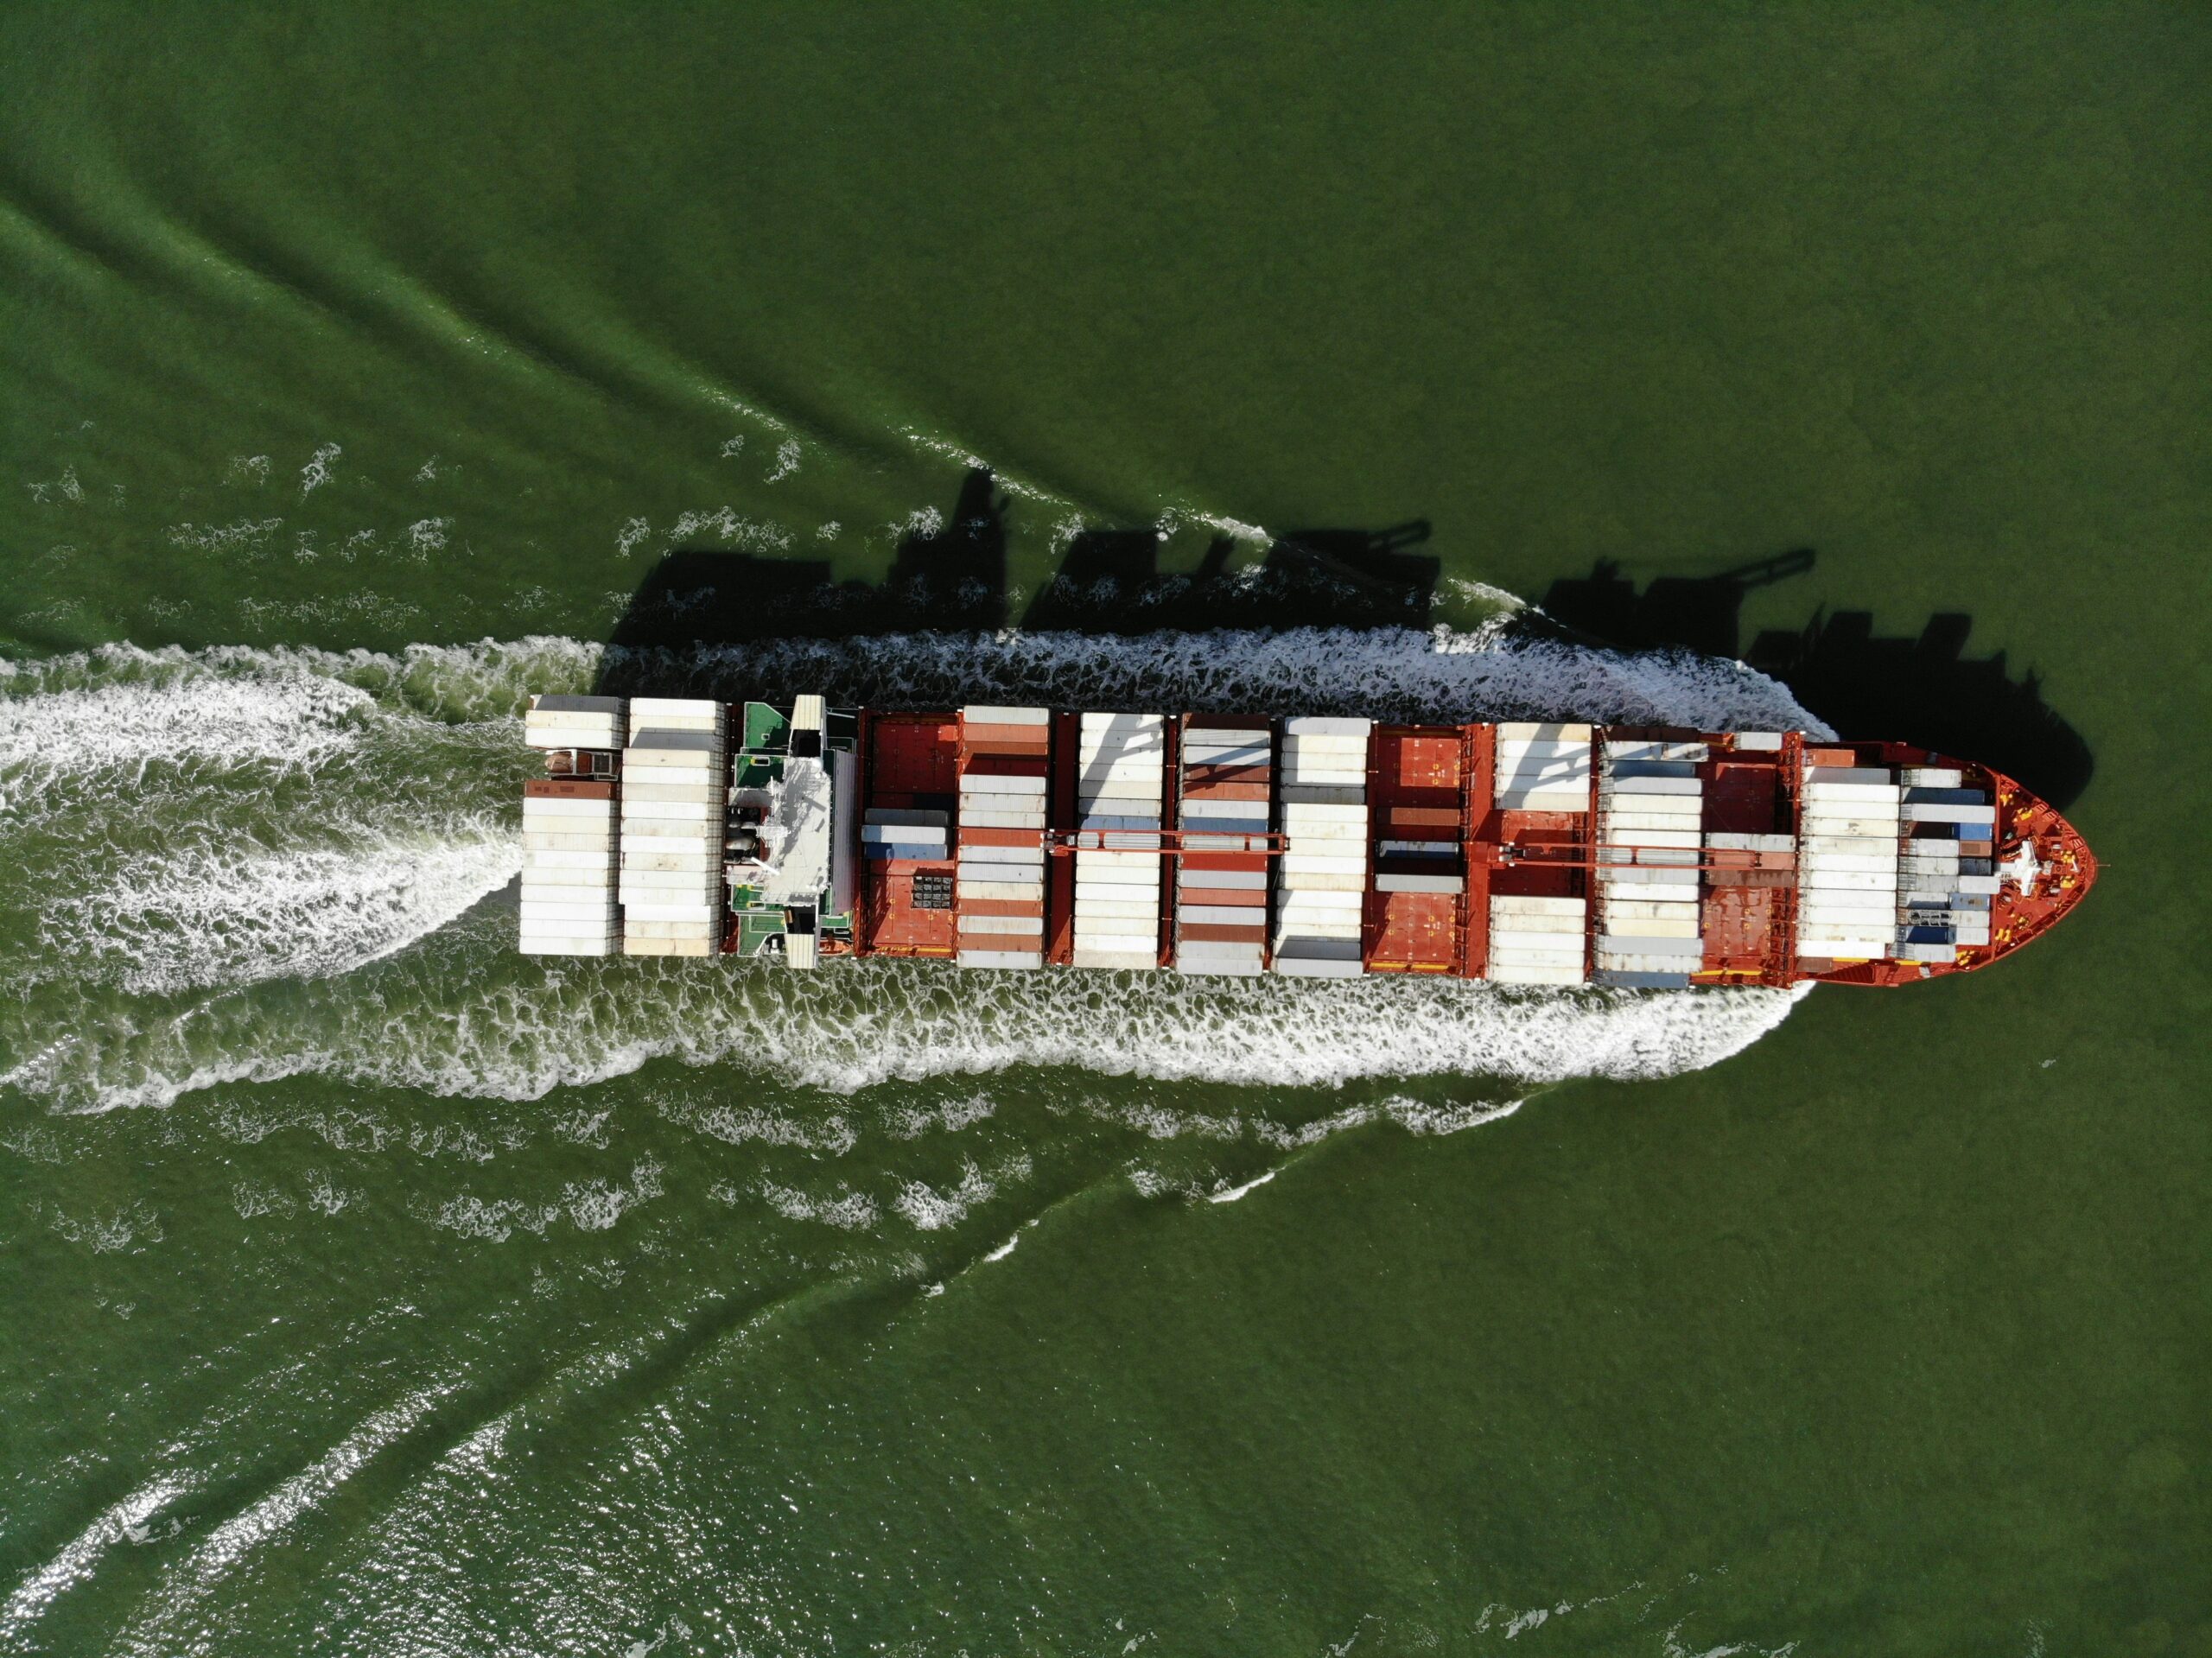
0, 626, 1827, 1114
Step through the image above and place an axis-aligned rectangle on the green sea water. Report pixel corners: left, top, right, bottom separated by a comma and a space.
2, 6, 2206, 1655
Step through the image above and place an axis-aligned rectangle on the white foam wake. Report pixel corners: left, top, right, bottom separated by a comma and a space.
41, 818, 520, 995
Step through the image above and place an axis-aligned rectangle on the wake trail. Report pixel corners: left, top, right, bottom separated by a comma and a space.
0, 626, 1827, 1112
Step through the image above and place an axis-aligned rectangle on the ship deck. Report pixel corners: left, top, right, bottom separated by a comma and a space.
840, 708, 2093, 987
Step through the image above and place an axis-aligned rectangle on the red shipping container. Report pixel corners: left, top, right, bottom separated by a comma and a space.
1179, 923, 1268, 944
961, 827, 1045, 848
956, 898, 1045, 918
1181, 852, 1268, 873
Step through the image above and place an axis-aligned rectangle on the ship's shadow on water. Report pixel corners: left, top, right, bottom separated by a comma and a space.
590, 469, 2088, 811
592, 467, 1440, 698
1538, 554, 2095, 810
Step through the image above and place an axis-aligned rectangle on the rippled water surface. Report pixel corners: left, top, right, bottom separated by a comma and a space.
3, 8, 2203, 1655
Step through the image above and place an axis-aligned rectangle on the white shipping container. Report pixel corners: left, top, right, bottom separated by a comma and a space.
1605, 916, 1702, 937
621, 852, 717, 873
1179, 869, 1269, 892
1070, 949, 1160, 971
958, 843, 1046, 865
1282, 715, 1372, 738
524, 713, 624, 740
957, 950, 1047, 970
622, 751, 724, 773
1073, 867, 1159, 889
630, 696, 723, 721
620, 900, 721, 923
1604, 898, 1695, 921
959, 879, 1044, 902
1282, 854, 1366, 875
1076, 747, 1166, 768
1491, 895, 1586, 917
1798, 869, 1897, 892
1902, 803, 1998, 826
1488, 962, 1588, 986
1275, 889, 1363, 911
1796, 938, 1892, 959
620, 833, 713, 856
1796, 822, 1902, 844
957, 774, 1049, 796
620, 937, 715, 957
1278, 869, 1367, 892
1800, 854, 1899, 875
1803, 767, 1894, 786
519, 901, 619, 923
621, 781, 721, 804
1496, 721, 1592, 742
1489, 943, 1587, 968
523, 797, 618, 820
524, 725, 623, 750
523, 830, 616, 852
1800, 834, 1900, 856
1803, 781, 1903, 803
1488, 911, 1581, 933
1275, 918, 1362, 942
1072, 934, 1158, 956
620, 803, 717, 825
961, 704, 1051, 725
1073, 897, 1160, 920
1075, 849, 1158, 871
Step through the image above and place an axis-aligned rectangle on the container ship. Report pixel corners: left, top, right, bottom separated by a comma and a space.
515, 696, 2094, 988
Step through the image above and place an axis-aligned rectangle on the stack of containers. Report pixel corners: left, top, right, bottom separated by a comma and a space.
1895, 767, 1999, 961
954, 705, 1050, 969
1492, 721, 1594, 812
1795, 761, 1902, 962
1593, 739, 1708, 988
519, 696, 626, 956
1173, 717, 1274, 975
619, 699, 728, 957
1071, 711, 1166, 969
1272, 716, 1371, 977
1484, 894, 1589, 984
